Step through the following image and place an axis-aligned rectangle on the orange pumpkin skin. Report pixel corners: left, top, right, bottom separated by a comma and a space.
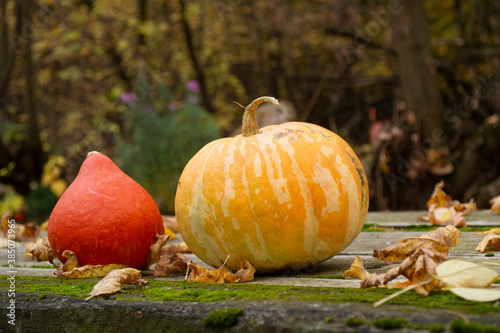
48, 152, 164, 269
175, 98, 368, 273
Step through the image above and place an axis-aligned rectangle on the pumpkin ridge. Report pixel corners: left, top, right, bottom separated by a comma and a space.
240, 138, 272, 264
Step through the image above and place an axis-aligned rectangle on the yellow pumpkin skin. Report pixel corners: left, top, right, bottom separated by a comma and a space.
175, 98, 368, 273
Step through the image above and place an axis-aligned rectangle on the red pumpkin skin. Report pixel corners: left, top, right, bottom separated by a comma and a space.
47, 152, 164, 269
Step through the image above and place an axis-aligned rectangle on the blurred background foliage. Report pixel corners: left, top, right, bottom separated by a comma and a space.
0, 0, 499, 222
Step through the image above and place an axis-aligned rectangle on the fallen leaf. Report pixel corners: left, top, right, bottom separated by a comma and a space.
373, 225, 460, 264
426, 181, 452, 208
61, 250, 79, 271
475, 233, 500, 252
20, 222, 39, 241
230, 260, 256, 283
162, 242, 191, 255
490, 196, 500, 214
447, 287, 500, 302
143, 234, 171, 269
163, 226, 177, 240
187, 256, 256, 283
153, 254, 188, 277
364, 248, 445, 295
55, 263, 130, 278
435, 259, 499, 288
453, 200, 477, 213
85, 268, 147, 301
27, 237, 55, 264
344, 256, 371, 281
162, 215, 180, 233
188, 256, 232, 283
54, 250, 129, 278
420, 182, 474, 226
391, 280, 413, 289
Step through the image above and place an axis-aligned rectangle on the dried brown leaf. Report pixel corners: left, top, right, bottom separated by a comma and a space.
343, 256, 371, 281
85, 268, 146, 301
426, 181, 452, 208
187, 257, 255, 283
475, 233, 500, 252
27, 237, 55, 264
20, 222, 39, 241
231, 260, 256, 283
424, 205, 467, 227
162, 215, 181, 233
54, 250, 128, 278
143, 234, 171, 269
162, 242, 191, 255
363, 248, 445, 295
55, 263, 130, 278
153, 254, 188, 277
373, 225, 460, 264
490, 196, 500, 214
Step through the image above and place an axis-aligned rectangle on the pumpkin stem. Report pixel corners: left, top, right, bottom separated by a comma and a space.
242, 96, 279, 137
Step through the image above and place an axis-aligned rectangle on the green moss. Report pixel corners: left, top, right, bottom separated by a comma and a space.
408, 323, 445, 333
345, 318, 364, 327
1, 264, 54, 268
202, 308, 244, 328
372, 317, 407, 330
450, 319, 500, 333
325, 317, 334, 323
485, 253, 495, 257
1, 276, 499, 314
37, 293, 47, 301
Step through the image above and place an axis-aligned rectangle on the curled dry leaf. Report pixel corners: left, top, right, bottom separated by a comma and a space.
54, 250, 129, 278
187, 257, 256, 283
162, 242, 191, 255
27, 237, 55, 264
490, 195, 500, 214
475, 233, 500, 252
363, 248, 446, 295
153, 254, 188, 277
426, 181, 452, 208
435, 259, 499, 288
143, 234, 171, 269
162, 215, 181, 233
55, 263, 130, 278
86, 268, 147, 301
343, 256, 371, 281
61, 250, 79, 271
420, 181, 475, 226
426, 205, 467, 227
231, 260, 256, 283
373, 225, 460, 264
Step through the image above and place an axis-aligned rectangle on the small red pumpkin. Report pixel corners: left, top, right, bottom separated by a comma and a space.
48, 152, 164, 269
175, 97, 369, 273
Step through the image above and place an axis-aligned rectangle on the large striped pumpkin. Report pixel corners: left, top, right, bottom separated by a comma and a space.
175, 97, 368, 273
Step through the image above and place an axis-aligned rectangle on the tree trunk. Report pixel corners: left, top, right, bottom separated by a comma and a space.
178, 0, 215, 114
22, 0, 46, 183
390, 0, 444, 142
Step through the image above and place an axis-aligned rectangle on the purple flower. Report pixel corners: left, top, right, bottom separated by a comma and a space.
186, 80, 200, 93
168, 103, 177, 112
120, 92, 137, 104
